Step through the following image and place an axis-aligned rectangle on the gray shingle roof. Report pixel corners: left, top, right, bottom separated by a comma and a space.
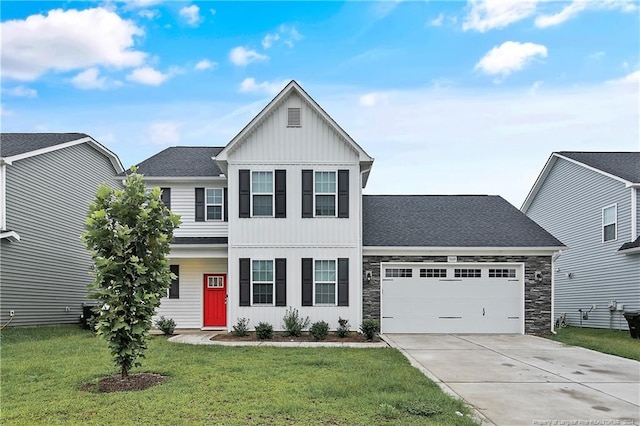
1, 133, 90, 157
363, 195, 564, 247
135, 147, 225, 177
558, 152, 640, 183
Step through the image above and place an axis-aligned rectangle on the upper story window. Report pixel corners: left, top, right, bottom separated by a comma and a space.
315, 171, 336, 216
252, 171, 273, 217
206, 188, 223, 220
287, 108, 301, 127
602, 204, 617, 242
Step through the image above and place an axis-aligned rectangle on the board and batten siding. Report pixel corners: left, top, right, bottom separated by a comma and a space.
0, 143, 121, 326
153, 258, 227, 328
526, 158, 639, 330
146, 181, 228, 238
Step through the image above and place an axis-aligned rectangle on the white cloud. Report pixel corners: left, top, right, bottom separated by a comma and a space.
607, 70, 640, 84
71, 67, 110, 90
194, 59, 217, 71
535, 0, 637, 28
123, 0, 162, 10
4, 85, 37, 98
0, 7, 146, 81
126, 66, 172, 86
210, 8, 217, 16
147, 121, 180, 145
229, 47, 268, 66
463, 0, 537, 32
475, 41, 548, 78
239, 78, 287, 95
138, 9, 160, 19
359, 92, 389, 107
528, 80, 544, 96
587, 51, 606, 61
429, 13, 445, 27
262, 33, 280, 49
179, 5, 202, 27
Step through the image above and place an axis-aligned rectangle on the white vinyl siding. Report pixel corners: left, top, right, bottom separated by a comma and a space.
525, 158, 639, 330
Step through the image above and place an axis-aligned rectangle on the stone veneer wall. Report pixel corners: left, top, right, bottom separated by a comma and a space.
362, 255, 552, 335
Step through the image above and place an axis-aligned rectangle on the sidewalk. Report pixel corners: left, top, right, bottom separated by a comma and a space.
167, 332, 388, 348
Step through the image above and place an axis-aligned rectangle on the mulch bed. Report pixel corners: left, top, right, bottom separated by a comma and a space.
211, 331, 380, 343
81, 373, 166, 393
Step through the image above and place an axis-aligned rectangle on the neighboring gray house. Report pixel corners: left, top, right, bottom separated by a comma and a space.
0, 133, 124, 326
522, 152, 640, 330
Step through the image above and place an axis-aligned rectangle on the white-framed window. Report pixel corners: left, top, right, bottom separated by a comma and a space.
454, 269, 481, 278
315, 171, 336, 217
488, 268, 516, 278
205, 188, 223, 220
420, 268, 447, 278
602, 204, 617, 242
385, 268, 413, 278
252, 171, 273, 217
314, 260, 336, 305
252, 260, 274, 305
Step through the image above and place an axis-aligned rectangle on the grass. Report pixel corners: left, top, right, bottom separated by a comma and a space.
1, 326, 477, 425
547, 326, 640, 361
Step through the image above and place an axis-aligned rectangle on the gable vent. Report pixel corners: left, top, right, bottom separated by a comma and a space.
287, 108, 301, 127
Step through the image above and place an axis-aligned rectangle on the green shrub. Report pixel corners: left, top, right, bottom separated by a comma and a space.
360, 319, 380, 340
155, 316, 176, 335
309, 320, 329, 341
377, 403, 399, 420
232, 318, 250, 337
337, 317, 350, 338
282, 307, 309, 337
255, 322, 273, 340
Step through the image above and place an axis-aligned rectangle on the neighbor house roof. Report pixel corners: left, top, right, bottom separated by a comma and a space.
522, 151, 640, 212
363, 195, 564, 248
134, 147, 225, 177
618, 236, 640, 254
0, 133, 124, 173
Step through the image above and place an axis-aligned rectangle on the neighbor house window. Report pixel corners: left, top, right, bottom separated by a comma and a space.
454, 269, 481, 278
252, 260, 273, 304
252, 171, 273, 217
385, 268, 413, 278
315, 260, 336, 305
315, 171, 336, 216
602, 204, 617, 242
206, 188, 223, 220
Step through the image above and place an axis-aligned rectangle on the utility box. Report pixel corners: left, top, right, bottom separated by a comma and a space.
623, 312, 640, 339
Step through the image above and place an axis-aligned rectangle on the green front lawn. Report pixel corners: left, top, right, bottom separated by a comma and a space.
547, 326, 640, 361
1, 326, 477, 425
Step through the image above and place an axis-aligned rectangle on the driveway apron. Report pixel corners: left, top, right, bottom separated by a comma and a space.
384, 334, 640, 425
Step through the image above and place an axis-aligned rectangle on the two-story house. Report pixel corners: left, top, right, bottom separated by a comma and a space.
0, 133, 124, 326
522, 152, 640, 329
139, 81, 564, 334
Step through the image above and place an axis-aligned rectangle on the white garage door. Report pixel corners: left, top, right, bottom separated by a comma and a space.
381, 263, 524, 334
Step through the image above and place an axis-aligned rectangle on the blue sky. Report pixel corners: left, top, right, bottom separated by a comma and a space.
1, 0, 639, 207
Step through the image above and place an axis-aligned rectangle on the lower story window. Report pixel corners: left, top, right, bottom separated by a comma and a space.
489, 268, 516, 278
252, 260, 273, 304
315, 260, 336, 304
454, 268, 481, 278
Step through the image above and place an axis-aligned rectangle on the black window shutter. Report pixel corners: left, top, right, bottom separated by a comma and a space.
337, 258, 349, 306
275, 170, 286, 218
195, 188, 205, 222
169, 265, 179, 299
275, 258, 287, 306
302, 258, 313, 306
302, 170, 313, 218
239, 258, 250, 306
223, 187, 228, 222
338, 170, 349, 218
160, 187, 171, 210
239, 169, 250, 218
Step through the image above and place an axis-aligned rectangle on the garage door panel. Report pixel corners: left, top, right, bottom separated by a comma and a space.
380, 263, 524, 334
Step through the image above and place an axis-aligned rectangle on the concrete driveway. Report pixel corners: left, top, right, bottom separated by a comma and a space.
384, 334, 640, 425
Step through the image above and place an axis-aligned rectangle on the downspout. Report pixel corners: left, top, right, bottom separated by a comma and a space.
0, 162, 6, 230
550, 250, 562, 334
631, 187, 637, 241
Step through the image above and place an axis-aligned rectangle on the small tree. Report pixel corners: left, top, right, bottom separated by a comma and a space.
83, 168, 180, 378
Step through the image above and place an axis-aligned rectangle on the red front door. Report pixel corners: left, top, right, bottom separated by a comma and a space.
203, 274, 226, 327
